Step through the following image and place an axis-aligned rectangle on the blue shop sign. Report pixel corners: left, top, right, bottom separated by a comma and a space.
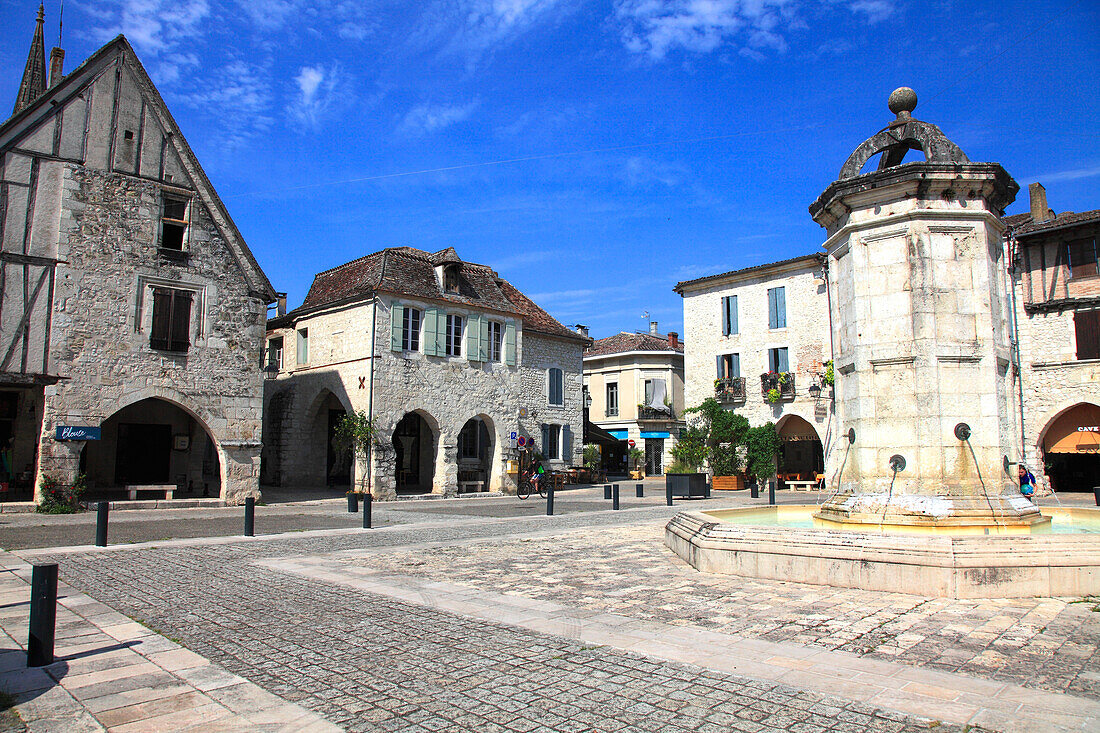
55, 426, 101, 441
640, 431, 670, 439
608, 430, 629, 440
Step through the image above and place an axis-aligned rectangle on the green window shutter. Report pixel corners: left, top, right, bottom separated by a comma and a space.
466, 314, 481, 361
504, 322, 516, 366
423, 309, 440, 356
479, 317, 490, 361
391, 303, 403, 351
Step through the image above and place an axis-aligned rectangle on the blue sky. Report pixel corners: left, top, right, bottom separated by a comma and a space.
2, 0, 1098, 339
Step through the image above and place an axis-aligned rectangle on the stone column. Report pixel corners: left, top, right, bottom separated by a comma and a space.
219, 441, 261, 505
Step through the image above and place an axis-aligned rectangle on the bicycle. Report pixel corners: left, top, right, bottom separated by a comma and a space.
517, 466, 546, 500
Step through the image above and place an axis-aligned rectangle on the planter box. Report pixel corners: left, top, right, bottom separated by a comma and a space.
712, 475, 745, 491
665, 472, 710, 499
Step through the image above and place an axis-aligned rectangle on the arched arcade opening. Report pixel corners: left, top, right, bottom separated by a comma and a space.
393, 411, 437, 495
777, 415, 824, 486
1041, 402, 1100, 492
457, 416, 493, 494
80, 397, 221, 498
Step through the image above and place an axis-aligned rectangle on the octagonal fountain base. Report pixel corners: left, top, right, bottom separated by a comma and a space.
666, 506, 1100, 599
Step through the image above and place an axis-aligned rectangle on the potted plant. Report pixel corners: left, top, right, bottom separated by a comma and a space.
766, 387, 782, 404
666, 425, 707, 497
628, 447, 645, 479
333, 410, 376, 509
710, 443, 745, 491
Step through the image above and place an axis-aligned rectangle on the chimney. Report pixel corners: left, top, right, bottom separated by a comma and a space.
1029, 182, 1052, 223
48, 47, 64, 87
574, 324, 588, 337
276, 293, 287, 317
649, 321, 658, 335
668, 332, 678, 349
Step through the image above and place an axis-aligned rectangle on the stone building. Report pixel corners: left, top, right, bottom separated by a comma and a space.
0, 15, 276, 504
1006, 183, 1100, 491
262, 246, 588, 499
675, 255, 835, 481
582, 323, 685, 475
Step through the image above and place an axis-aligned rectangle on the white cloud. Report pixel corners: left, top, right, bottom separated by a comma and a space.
1025, 165, 1100, 184
176, 61, 276, 147
399, 101, 479, 136
86, 0, 211, 54
614, 0, 895, 61
289, 64, 343, 129
622, 156, 687, 188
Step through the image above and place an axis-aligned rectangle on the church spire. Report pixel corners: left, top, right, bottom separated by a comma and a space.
13, 4, 48, 116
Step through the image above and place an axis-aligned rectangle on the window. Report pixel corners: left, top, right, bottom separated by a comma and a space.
718, 353, 740, 378
443, 265, 460, 293
768, 286, 787, 329
768, 347, 789, 373
606, 383, 618, 416
542, 423, 562, 460
160, 194, 189, 251
402, 307, 421, 351
297, 328, 309, 365
721, 295, 738, 335
548, 367, 564, 406
1068, 238, 1098, 279
1076, 310, 1100, 360
445, 315, 463, 357
489, 321, 503, 362
266, 337, 283, 370
150, 288, 192, 352
644, 379, 653, 405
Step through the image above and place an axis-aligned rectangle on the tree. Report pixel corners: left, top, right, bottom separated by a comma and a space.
333, 410, 376, 493
681, 398, 749, 476
744, 423, 781, 484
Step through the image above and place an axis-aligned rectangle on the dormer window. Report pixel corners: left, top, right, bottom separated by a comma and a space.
443, 264, 459, 293
160, 194, 190, 252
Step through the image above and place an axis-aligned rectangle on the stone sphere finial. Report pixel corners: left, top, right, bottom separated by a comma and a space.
888, 87, 917, 121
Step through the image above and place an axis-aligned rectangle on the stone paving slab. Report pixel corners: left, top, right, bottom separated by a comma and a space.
0, 558, 339, 732
30, 529, 985, 733
262, 554, 1100, 732
339, 522, 1100, 699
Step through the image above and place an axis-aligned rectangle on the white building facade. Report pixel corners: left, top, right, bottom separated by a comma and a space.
262, 247, 588, 500
676, 255, 836, 482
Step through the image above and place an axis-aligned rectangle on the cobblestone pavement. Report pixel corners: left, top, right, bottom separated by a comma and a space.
346, 523, 1100, 700
18, 508, 989, 733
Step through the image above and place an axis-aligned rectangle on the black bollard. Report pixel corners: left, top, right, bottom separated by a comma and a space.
27, 564, 58, 667
363, 493, 373, 528
750, 480, 759, 499
347, 493, 358, 513
603, 484, 612, 500
636, 483, 643, 498
612, 484, 620, 510
546, 486, 554, 516
665, 483, 673, 507
768, 479, 776, 506
95, 501, 109, 547
244, 496, 255, 537
1094, 487, 1100, 507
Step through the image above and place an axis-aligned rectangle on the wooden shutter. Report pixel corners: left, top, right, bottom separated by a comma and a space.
716, 354, 723, 378
563, 424, 573, 463
731, 353, 740, 378
721, 297, 730, 336
1076, 310, 1100, 360
540, 424, 549, 458
504, 322, 516, 366
778, 348, 789, 372
391, 303, 404, 351
775, 287, 786, 328
479, 318, 490, 361
150, 289, 171, 350
169, 291, 193, 351
466, 314, 481, 361
423, 309, 440, 356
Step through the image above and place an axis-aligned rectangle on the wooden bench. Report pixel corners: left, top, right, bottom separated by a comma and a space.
458, 481, 485, 493
786, 480, 818, 492
126, 484, 175, 500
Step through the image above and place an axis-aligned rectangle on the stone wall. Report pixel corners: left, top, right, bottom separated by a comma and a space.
37, 165, 268, 503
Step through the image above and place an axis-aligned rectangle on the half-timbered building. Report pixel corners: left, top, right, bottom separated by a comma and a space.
0, 12, 275, 504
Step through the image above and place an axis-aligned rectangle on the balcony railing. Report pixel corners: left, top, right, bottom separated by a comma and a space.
760, 372, 796, 401
637, 405, 675, 420
715, 377, 746, 402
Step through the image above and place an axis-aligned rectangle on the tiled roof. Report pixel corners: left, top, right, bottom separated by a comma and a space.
288, 247, 587, 343
585, 331, 683, 358
674, 253, 824, 293
1006, 209, 1100, 237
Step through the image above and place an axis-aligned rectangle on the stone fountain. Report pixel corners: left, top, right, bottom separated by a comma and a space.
666, 89, 1100, 598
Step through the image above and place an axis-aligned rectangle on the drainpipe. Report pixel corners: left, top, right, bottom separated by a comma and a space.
1006, 227, 1028, 463
821, 255, 837, 460
366, 292, 378, 493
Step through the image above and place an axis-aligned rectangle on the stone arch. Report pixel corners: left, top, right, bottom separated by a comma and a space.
81, 394, 222, 499
456, 413, 499, 494
775, 413, 825, 482
1033, 400, 1100, 492
300, 387, 353, 488
391, 409, 440, 495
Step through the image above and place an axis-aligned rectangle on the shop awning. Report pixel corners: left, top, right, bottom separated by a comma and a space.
1044, 403, 1100, 454
584, 419, 621, 446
